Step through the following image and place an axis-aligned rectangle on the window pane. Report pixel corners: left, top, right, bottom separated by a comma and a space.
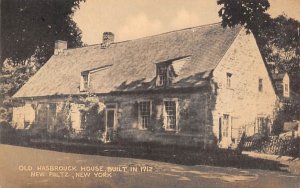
259, 79, 263, 92
83, 75, 89, 89
226, 73, 232, 88
164, 101, 176, 130
157, 65, 168, 86
139, 101, 150, 129
285, 84, 289, 92
81, 112, 86, 129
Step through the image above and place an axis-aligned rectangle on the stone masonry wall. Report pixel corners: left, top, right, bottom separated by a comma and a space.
14, 90, 216, 148
212, 29, 278, 148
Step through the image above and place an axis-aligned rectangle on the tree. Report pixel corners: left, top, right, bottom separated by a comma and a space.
217, 1, 300, 93
217, 0, 271, 34
217, 0, 272, 59
0, 59, 39, 123
1, 0, 84, 66
0, 0, 85, 124
259, 15, 300, 93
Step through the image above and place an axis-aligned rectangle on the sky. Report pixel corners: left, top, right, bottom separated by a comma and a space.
73, 0, 300, 45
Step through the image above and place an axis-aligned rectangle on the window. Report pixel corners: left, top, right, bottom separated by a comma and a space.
284, 83, 290, 97
258, 78, 263, 92
80, 73, 89, 91
80, 112, 87, 130
156, 65, 169, 86
138, 101, 151, 129
155, 56, 190, 87
164, 100, 177, 130
256, 117, 268, 135
284, 83, 289, 93
226, 73, 232, 88
83, 74, 89, 89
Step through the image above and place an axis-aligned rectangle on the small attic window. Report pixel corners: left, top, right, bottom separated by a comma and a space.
156, 64, 169, 87
79, 65, 113, 92
284, 84, 289, 93
284, 83, 290, 97
282, 73, 290, 98
156, 56, 191, 87
80, 73, 89, 91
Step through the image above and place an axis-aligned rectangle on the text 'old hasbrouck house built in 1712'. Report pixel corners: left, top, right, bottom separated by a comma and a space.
12, 23, 289, 149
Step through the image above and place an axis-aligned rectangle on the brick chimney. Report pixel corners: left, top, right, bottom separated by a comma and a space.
54, 40, 67, 55
101, 32, 114, 48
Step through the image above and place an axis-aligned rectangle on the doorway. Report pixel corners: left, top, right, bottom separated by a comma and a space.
105, 107, 116, 142
219, 114, 231, 147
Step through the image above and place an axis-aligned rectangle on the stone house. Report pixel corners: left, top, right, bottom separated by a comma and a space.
12, 23, 279, 149
267, 64, 300, 133
267, 62, 291, 101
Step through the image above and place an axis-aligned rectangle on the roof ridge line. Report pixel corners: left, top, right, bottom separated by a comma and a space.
66, 22, 223, 51
121, 22, 222, 42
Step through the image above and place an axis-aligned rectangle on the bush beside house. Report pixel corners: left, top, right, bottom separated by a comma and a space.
243, 134, 300, 157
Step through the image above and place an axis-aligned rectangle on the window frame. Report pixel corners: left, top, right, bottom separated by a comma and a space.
284, 83, 289, 93
226, 73, 232, 88
258, 78, 263, 92
156, 64, 169, 87
222, 114, 230, 138
80, 73, 90, 92
256, 116, 268, 135
105, 103, 118, 131
138, 100, 152, 130
163, 98, 178, 132
80, 111, 87, 130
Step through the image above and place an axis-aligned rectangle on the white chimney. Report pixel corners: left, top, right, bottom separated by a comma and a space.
54, 40, 67, 55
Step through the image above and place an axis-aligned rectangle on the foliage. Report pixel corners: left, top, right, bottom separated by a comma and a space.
217, 0, 271, 34
273, 101, 300, 134
258, 15, 300, 93
0, 120, 17, 144
218, 0, 300, 97
0, 0, 85, 124
257, 16, 300, 65
77, 95, 106, 114
1, 0, 84, 66
75, 94, 106, 136
0, 59, 39, 122
243, 135, 299, 157
55, 96, 73, 133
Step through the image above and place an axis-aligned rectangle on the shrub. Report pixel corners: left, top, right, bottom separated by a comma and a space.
0, 121, 16, 143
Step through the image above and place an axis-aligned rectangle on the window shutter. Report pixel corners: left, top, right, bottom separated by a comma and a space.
133, 101, 139, 126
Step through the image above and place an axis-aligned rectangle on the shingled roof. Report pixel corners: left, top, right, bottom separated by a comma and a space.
13, 23, 242, 98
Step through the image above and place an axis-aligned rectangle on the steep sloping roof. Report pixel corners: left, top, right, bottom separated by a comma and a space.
13, 23, 241, 98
